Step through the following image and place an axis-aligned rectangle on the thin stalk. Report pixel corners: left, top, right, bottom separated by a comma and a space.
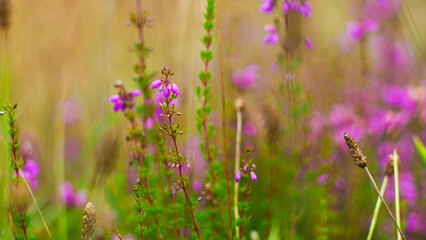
366, 176, 389, 240
7, 210, 17, 240
393, 150, 402, 240
364, 167, 406, 240
19, 209, 28, 240
164, 164, 181, 239
166, 103, 202, 240
217, 0, 233, 237
129, 117, 163, 240
239, 179, 249, 240
136, 200, 144, 240
234, 104, 243, 237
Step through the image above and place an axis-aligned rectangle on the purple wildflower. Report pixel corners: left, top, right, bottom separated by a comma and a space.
109, 89, 142, 112
250, 171, 257, 182
259, 0, 275, 14
145, 118, 155, 129
231, 64, 261, 90
235, 170, 242, 183
284, 1, 312, 18
263, 25, 279, 46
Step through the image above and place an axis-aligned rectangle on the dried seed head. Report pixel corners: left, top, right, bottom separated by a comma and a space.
343, 133, 367, 168
384, 155, 394, 176
81, 202, 96, 240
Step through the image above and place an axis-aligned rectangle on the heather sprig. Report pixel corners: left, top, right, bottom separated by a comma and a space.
196, 0, 228, 236
110, 81, 163, 239
2, 103, 52, 240
235, 145, 257, 240
152, 66, 202, 240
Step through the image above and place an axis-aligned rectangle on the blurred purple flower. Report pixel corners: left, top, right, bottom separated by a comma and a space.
271, 63, 279, 73
362, 0, 400, 21
382, 85, 416, 111
231, 64, 261, 90
193, 180, 203, 192
243, 121, 258, 137
317, 173, 329, 184
308, 111, 327, 140
305, 36, 313, 50
59, 181, 87, 208
346, 18, 379, 41
109, 89, 142, 112
62, 99, 81, 124
145, 118, 155, 129
399, 172, 417, 205
406, 212, 420, 233
259, 0, 275, 14
263, 25, 279, 46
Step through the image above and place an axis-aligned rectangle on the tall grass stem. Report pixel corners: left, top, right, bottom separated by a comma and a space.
393, 150, 402, 240
366, 176, 389, 240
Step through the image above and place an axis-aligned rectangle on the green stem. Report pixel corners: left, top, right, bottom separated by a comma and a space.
366, 176, 389, 240
393, 150, 402, 240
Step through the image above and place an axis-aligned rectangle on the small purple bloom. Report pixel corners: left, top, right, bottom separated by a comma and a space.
231, 64, 261, 90
62, 99, 81, 124
305, 36, 313, 50
250, 171, 257, 182
235, 170, 242, 183
171, 83, 179, 96
150, 79, 162, 89
263, 25, 279, 46
347, 21, 364, 41
300, 1, 312, 18
109, 89, 141, 112
163, 85, 170, 99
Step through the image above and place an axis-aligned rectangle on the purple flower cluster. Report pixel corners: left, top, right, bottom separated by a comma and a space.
109, 89, 142, 112
261, 1, 313, 49
346, 19, 379, 41
235, 162, 257, 183
59, 181, 87, 208
150, 66, 180, 99
16, 160, 40, 190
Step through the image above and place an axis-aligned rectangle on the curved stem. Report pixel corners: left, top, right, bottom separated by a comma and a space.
364, 167, 406, 240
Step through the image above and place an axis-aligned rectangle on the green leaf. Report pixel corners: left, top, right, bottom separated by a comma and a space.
413, 136, 426, 165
